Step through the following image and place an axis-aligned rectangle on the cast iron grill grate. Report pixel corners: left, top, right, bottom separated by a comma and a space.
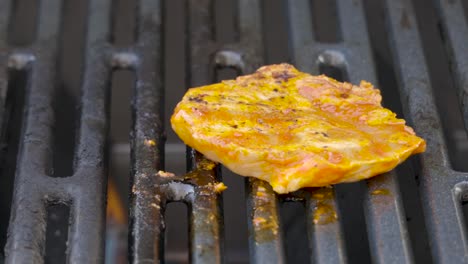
0, 0, 468, 263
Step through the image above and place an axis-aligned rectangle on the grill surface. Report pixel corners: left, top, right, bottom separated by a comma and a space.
1, 0, 468, 263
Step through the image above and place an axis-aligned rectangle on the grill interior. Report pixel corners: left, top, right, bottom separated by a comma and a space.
1, 0, 468, 263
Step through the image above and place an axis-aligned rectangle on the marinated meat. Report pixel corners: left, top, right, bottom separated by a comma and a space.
171, 64, 426, 193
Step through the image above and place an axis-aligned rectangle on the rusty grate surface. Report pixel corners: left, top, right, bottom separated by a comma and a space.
0, 0, 468, 263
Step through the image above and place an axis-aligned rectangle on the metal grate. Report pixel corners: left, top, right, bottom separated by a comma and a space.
0, 0, 468, 263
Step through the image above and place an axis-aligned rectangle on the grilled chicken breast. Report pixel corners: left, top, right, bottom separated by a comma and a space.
171, 64, 425, 193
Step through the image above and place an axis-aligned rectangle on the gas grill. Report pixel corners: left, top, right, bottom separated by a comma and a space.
1, 0, 468, 263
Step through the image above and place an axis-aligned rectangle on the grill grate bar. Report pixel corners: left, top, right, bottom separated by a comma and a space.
386, 0, 450, 168
186, 0, 287, 262
74, 0, 112, 170
14, 0, 60, 177
186, 150, 223, 264
336, 2, 416, 260
1, 0, 468, 263
306, 188, 347, 263
4, 0, 111, 262
432, 0, 468, 126
364, 172, 414, 263
340, 0, 415, 262
237, 0, 286, 262
186, 0, 224, 263
190, 185, 223, 263
246, 179, 285, 263
288, 0, 419, 262
236, 0, 263, 73
128, 0, 165, 262
287, 1, 349, 263
65, 0, 112, 262
432, 3, 468, 255
4, 0, 62, 262
288, 0, 377, 83
383, 0, 468, 262
187, 0, 217, 87
358, 0, 420, 261
336, 0, 377, 84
